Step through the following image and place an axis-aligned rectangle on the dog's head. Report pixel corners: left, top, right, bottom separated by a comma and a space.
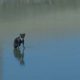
20, 33, 25, 38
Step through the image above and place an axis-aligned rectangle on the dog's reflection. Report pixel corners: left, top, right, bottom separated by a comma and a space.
13, 48, 25, 65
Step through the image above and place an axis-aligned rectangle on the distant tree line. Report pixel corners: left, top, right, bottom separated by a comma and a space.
0, 0, 54, 6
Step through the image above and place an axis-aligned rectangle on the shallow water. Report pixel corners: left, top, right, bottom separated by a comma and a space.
0, 2, 80, 80
3, 35, 80, 80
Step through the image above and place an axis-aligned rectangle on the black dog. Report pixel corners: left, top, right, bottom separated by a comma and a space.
14, 33, 25, 49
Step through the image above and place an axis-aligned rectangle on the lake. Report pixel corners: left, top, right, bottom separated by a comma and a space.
0, 2, 80, 80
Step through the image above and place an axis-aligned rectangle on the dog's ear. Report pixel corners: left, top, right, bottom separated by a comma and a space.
23, 33, 25, 38
23, 33, 25, 36
20, 34, 22, 36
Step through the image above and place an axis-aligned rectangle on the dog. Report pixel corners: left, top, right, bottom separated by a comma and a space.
14, 33, 25, 49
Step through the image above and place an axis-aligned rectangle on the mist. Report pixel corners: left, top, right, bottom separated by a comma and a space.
0, 1, 80, 80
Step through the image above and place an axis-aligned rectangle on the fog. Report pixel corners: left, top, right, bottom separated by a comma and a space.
0, 2, 80, 41
0, 0, 80, 80
0, 0, 80, 57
